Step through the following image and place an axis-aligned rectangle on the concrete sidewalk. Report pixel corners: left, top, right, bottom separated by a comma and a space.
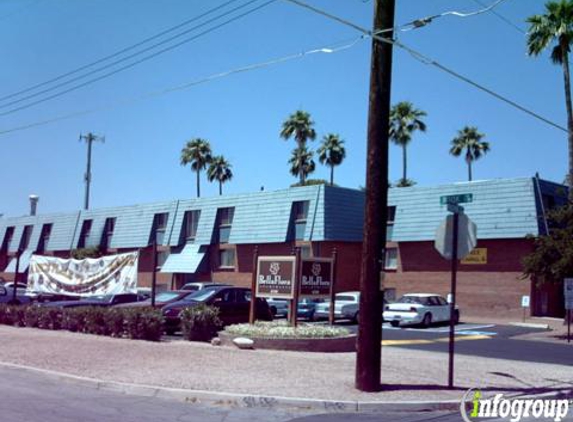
0, 325, 571, 411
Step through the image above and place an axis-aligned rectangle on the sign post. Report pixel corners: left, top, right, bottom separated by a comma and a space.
565, 279, 573, 343
249, 246, 259, 324
292, 248, 301, 328
521, 295, 530, 323
435, 193, 476, 389
330, 249, 337, 325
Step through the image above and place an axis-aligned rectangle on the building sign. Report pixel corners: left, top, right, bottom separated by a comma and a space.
300, 258, 333, 298
461, 248, 487, 265
27, 252, 139, 297
256, 256, 296, 299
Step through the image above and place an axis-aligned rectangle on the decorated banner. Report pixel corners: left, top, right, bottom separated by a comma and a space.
27, 252, 139, 297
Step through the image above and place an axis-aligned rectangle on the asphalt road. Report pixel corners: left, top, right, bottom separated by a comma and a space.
0, 366, 476, 422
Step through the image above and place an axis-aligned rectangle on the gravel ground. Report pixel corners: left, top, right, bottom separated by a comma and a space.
0, 326, 570, 402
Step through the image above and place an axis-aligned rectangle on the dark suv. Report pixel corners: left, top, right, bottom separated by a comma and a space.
162, 286, 273, 334
39, 293, 140, 308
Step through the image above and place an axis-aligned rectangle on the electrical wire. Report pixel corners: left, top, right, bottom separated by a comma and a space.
470, 0, 524, 34
283, 0, 567, 133
0, 36, 364, 136
0, 0, 243, 103
0, 0, 276, 115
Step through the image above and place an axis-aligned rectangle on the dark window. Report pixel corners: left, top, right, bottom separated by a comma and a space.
214, 289, 235, 303
19, 225, 33, 250
37, 224, 53, 253
387, 206, 396, 240
78, 220, 92, 248
1, 227, 14, 252
385, 248, 398, 269
219, 248, 236, 268
151, 213, 169, 245
217, 208, 234, 244
291, 201, 309, 241
101, 218, 116, 249
182, 210, 201, 243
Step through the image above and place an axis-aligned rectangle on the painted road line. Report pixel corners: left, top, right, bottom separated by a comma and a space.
435, 334, 492, 342
381, 335, 491, 347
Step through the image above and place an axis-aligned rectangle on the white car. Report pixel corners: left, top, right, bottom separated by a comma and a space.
314, 291, 361, 322
383, 293, 460, 328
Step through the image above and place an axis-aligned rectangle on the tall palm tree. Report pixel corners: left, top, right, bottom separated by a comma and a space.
527, 0, 573, 200
449, 126, 490, 182
317, 134, 346, 185
389, 101, 427, 186
288, 147, 315, 184
280, 110, 316, 184
180, 138, 212, 198
207, 155, 233, 196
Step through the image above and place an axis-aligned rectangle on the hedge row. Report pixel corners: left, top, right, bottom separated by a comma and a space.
0, 305, 164, 342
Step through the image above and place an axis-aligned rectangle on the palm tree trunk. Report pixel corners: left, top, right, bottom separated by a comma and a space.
561, 41, 573, 201
330, 165, 334, 185
196, 170, 201, 198
219, 181, 222, 196
466, 148, 472, 182
402, 144, 407, 182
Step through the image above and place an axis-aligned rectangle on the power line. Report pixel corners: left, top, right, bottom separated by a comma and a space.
283, 0, 567, 133
0, 0, 276, 116
0, 37, 363, 136
0, 0, 243, 104
470, 0, 525, 35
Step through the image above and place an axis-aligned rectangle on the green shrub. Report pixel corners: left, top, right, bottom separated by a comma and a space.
180, 304, 222, 342
0, 304, 11, 325
224, 320, 350, 339
24, 306, 42, 328
124, 307, 163, 341
62, 308, 88, 333
5, 305, 25, 327
83, 307, 110, 336
104, 308, 126, 338
39, 308, 63, 330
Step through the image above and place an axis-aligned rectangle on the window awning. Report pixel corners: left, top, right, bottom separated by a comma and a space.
160, 244, 205, 274
4, 250, 35, 273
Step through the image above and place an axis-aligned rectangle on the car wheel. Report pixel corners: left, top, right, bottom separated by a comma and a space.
422, 313, 432, 328
353, 312, 359, 324
390, 321, 400, 328
270, 306, 277, 316
165, 328, 176, 336
453, 310, 460, 325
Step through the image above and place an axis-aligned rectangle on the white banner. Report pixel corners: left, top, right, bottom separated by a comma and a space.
27, 252, 139, 297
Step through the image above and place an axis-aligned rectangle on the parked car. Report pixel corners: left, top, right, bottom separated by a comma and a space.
314, 292, 361, 322
180, 282, 231, 292
297, 298, 326, 320
3, 282, 28, 290
0, 285, 32, 305
116, 290, 194, 309
39, 293, 141, 308
162, 286, 273, 334
266, 297, 289, 318
383, 293, 460, 328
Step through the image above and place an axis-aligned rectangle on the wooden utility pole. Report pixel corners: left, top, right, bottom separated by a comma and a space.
355, 0, 395, 392
79, 132, 105, 210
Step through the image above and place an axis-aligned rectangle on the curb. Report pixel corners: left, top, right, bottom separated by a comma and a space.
509, 322, 550, 330
0, 361, 464, 412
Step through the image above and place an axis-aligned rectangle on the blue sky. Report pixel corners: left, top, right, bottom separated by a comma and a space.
0, 0, 567, 216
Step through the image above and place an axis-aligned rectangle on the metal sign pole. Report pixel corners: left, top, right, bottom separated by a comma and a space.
249, 246, 259, 324
329, 248, 337, 326
448, 211, 459, 389
151, 240, 157, 307
11, 249, 22, 304
292, 248, 301, 328
568, 310, 571, 344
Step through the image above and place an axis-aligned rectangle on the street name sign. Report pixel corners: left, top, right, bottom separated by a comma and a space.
440, 193, 473, 206
300, 258, 333, 298
256, 256, 296, 299
434, 213, 477, 260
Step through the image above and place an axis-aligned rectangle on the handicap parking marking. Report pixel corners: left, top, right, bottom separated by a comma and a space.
382, 334, 492, 347
382, 323, 497, 336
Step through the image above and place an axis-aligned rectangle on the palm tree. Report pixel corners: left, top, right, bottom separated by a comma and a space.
280, 110, 316, 184
180, 138, 212, 198
449, 126, 490, 182
288, 147, 315, 184
389, 101, 427, 186
527, 1, 573, 200
207, 155, 233, 196
317, 134, 346, 185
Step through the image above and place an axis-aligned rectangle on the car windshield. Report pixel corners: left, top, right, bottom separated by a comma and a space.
82, 295, 113, 303
154, 292, 181, 302
335, 295, 356, 302
396, 296, 427, 305
184, 288, 218, 302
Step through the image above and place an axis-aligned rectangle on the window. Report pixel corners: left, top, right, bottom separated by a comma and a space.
300, 245, 312, 259
19, 225, 33, 250
385, 248, 398, 270
151, 213, 169, 245
219, 248, 236, 268
157, 250, 170, 269
101, 218, 116, 249
182, 210, 201, 243
291, 201, 309, 241
78, 220, 92, 248
217, 208, 234, 244
1, 227, 14, 252
386, 206, 396, 241
37, 224, 52, 253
